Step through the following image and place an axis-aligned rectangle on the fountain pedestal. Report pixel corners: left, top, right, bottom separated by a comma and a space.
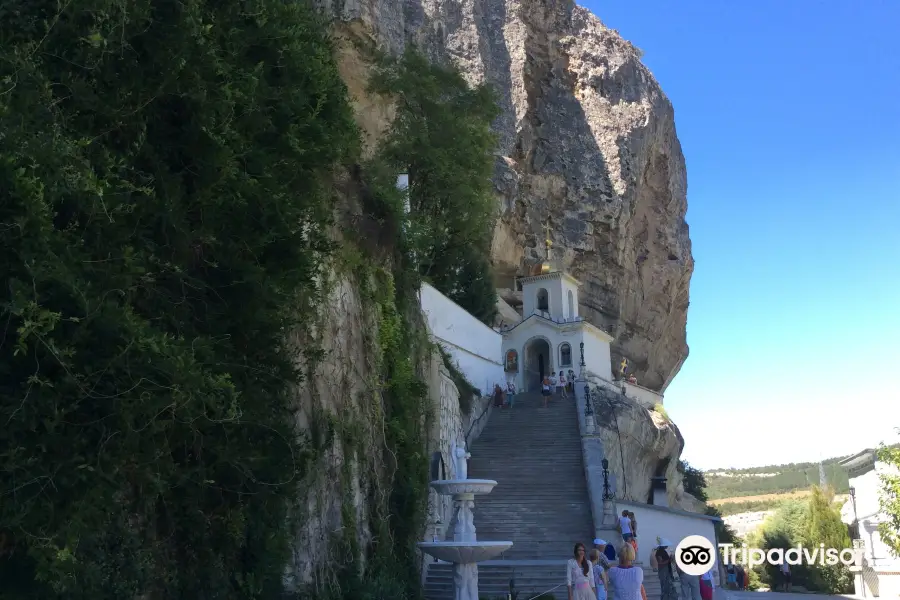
418, 442, 513, 600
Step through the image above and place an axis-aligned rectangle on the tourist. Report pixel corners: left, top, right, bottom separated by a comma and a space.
541, 375, 553, 407
734, 563, 746, 591
607, 543, 644, 600
676, 559, 702, 600
603, 540, 617, 563
779, 558, 791, 592
649, 538, 678, 600
725, 564, 736, 589
568, 369, 576, 392
627, 511, 638, 546
590, 548, 609, 600
567, 542, 596, 600
558, 371, 569, 399
593, 539, 611, 571
627, 374, 637, 384
493, 384, 504, 408
506, 380, 516, 408
550, 372, 558, 397
699, 564, 715, 600
617, 510, 634, 544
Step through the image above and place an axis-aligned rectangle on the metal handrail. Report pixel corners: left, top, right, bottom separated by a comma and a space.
464, 394, 492, 447
522, 582, 565, 600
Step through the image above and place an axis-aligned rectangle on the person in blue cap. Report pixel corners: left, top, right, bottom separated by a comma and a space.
595, 538, 616, 563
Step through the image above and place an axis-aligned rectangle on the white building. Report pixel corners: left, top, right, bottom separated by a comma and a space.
840, 448, 900, 598
419, 282, 504, 397
499, 239, 614, 393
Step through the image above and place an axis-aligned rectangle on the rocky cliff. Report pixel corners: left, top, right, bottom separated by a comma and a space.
585, 376, 704, 513
319, 0, 693, 392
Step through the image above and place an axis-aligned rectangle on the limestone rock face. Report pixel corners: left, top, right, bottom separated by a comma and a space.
319, 0, 693, 392
589, 379, 686, 507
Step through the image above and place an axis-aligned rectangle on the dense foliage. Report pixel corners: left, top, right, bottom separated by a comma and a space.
678, 460, 708, 502
0, 0, 358, 597
439, 348, 480, 414
369, 49, 500, 325
713, 498, 785, 516
748, 486, 853, 594
704, 459, 851, 500
877, 436, 900, 557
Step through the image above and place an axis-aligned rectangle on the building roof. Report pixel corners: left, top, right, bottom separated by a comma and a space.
839, 449, 877, 477
518, 270, 582, 287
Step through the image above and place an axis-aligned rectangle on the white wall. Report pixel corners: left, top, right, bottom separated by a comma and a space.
582, 325, 613, 381
617, 500, 720, 583
623, 381, 664, 408
420, 282, 504, 396
844, 464, 900, 568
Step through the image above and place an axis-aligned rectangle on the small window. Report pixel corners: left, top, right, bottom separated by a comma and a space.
567, 290, 575, 318
560, 343, 572, 367
536, 288, 549, 311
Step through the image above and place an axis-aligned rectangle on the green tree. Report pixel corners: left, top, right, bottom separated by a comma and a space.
0, 0, 357, 596
750, 499, 809, 590
679, 460, 708, 502
877, 436, 900, 557
370, 48, 500, 324
802, 486, 853, 594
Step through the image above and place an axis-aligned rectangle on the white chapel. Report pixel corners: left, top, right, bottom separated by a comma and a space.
499, 227, 614, 392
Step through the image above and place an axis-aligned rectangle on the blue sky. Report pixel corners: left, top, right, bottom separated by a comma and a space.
580, 0, 900, 469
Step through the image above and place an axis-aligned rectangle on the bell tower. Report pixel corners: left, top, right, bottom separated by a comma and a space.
519, 217, 581, 322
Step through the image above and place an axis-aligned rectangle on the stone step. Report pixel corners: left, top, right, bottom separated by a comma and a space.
427, 389, 595, 582
423, 563, 662, 600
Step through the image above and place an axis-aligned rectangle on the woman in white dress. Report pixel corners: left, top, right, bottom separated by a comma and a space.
607, 543, 645, 600
568, 542, 596, 600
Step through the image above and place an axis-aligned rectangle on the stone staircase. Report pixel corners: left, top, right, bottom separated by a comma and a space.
465, 391, 594, 559
422, 391, 662, 600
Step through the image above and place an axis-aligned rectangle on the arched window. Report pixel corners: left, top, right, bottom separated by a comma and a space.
536, 288, 549, 312
567, 290, 575, 319
559, 343, 572, 367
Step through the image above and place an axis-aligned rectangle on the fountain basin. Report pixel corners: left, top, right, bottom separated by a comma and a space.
418, 541, 512, 563
429, 479, 497, 496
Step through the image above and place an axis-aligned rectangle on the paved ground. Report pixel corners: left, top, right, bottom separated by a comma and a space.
724, 591, 858, 600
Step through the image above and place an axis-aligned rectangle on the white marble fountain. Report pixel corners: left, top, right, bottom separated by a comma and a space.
418, 442, 513, 600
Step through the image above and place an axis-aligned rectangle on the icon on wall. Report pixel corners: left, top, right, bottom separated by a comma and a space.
504, 349, 518, 373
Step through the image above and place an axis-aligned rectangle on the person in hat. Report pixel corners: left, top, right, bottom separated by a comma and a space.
650, 537, 678, 600
590, 548, 610, 600
593, 539, 612, 571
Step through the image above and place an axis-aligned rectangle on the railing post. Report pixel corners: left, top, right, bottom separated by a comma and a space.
584, 384, 595, 434
579, 342, 585, 379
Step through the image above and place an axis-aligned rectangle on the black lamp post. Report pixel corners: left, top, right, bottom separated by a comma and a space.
602, 458, 614, 500
579, 342, 585, 378
584, 384, 595, 433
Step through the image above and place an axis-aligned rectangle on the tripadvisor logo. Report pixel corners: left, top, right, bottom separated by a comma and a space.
673, 535, 863, 576
720, 543, 863, 568
674, 535, 717, 576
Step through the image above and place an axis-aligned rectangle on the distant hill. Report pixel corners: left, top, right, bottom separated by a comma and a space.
704, 456, 852, 501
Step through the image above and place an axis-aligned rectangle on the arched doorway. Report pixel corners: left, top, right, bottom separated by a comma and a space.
524, 337, 552, 392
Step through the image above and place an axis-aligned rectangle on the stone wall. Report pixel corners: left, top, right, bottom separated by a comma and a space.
288, 269, 495, 592
424, 354, 494, 545
288, 274, 381, 591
